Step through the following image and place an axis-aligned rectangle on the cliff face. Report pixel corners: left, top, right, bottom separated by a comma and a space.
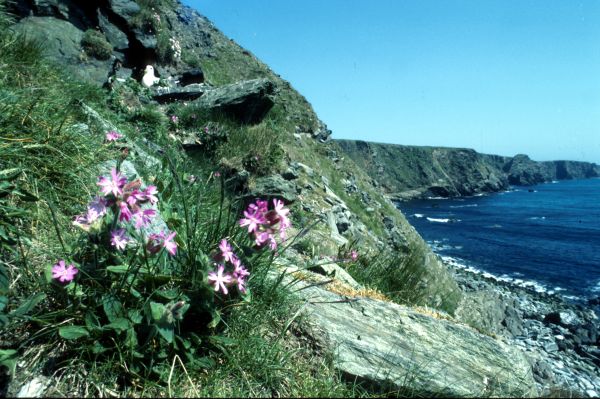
337, 140, 599, 200
5, 0, 461, 312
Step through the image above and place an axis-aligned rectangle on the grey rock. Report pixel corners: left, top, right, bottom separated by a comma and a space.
108, 0, 141, 20
544, 342, 559, 353
281, 167, 300, 181
292, 278, 537, 397
152, 83, 208, 103
249, 175, 297, 203
179, 68, 205, 86
10, 17, 113, 85
193, 78, 275, 124
98, 10, 128, 50
308, 261, 362, 290
16, 376, 49, 398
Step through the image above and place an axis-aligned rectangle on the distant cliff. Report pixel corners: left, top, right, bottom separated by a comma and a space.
336, 140, 600, 200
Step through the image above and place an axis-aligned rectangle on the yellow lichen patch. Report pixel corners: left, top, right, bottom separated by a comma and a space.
290, 269, 390, 302
413, 305, 454, 321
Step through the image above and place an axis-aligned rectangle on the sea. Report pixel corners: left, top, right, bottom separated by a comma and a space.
396, 178, 600, 303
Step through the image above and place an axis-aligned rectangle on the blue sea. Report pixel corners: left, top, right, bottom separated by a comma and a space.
396, 178, 600, 302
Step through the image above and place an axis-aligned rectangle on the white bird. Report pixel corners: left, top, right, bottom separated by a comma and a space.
142, 65, 160, 87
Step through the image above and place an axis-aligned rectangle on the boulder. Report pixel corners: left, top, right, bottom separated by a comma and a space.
193, 78, 275, 124
108, 0, 141, 20
152, 83, 208, 103
98, 10, 129, 51
249, 175, 297, 203
179, 68, 205, 86
291, 278, 538, 397
10, 17, 113, 85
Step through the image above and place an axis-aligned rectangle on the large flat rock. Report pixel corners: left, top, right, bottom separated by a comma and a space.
289, 274, 537, 397
193, 78, 275, 124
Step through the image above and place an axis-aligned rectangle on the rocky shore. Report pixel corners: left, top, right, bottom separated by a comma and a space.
447, 257, 600, 397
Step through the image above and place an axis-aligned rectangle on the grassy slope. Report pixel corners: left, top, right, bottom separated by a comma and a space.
184, 6, 461, 313
1, 1, 466, 396
0, 6, 358, 397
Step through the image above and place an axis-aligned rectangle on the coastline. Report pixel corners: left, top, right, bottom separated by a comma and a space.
445, 257, 600, 397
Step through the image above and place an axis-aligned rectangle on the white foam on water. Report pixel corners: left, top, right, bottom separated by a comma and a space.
427, 196, 450, 200
440, 255, 558, 295
427, 217, 450, 223
413, 213, 425, 218
449, 204, 478, 208
528, 216, 546, 220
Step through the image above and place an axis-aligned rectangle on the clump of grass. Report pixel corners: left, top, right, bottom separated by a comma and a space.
81, 29, 113, 60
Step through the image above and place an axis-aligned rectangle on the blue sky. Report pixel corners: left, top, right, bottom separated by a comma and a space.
182, 1, 600, 163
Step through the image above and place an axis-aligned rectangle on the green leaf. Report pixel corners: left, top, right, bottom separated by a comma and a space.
0, 168, 21, 181
156, 289, 179, 300
92, 342, 107, 354
10, 293, 46, 317
0, 349, 18, 374
59, 326, 89, 340
191, 356, 215, 369
104, 317, 130, 332
149, 302, 166, 322
105, 265, 131, 274
102, 295, 123, 323
84, 312, 101, 333
0, 314, 8, 328
128, 309, 143, 324
209, 335, 235, 347
207, 309, 221, 329
0, 263, 10, 293
125, 328, 138, 348
0, 295, 8, 312
156, 324, 174, 344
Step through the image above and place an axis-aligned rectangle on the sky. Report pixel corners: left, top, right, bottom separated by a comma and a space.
182, 0, 600, 163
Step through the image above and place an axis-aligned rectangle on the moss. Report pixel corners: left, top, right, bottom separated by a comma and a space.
81, 29, 113, 60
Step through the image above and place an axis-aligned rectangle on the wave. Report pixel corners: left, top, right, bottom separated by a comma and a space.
440, 255, 571, 296
426, 196, 450, 200
427, 217, 450, 223
528, 216, 546, 220
413, 213, 424, 218
449, 204, 478, 208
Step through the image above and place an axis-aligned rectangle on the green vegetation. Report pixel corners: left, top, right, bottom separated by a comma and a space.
0, 8, 361, 396
81, 29, 113, 61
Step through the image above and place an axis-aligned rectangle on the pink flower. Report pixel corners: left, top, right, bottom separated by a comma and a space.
51, 260, 78, 283
119, 201, 132, 222
236, 275, 247, 294
213, 171, 221, 178
239, 209, 266, 234
254, 231, 270, 247
86, 196, 107, 222
232, 257, 250, 279
170, 115, 179, 123
98, 168, 127, 197
143, 186, 158, 204
133, 208, 156, 229
146, 230, 177, 256
146, 231, 165, 255
110, 229, 129, 251
219, 239, 235, 263
350, 250, 359, 261
208, 265, 232, 295
106, 130, 123, 142
163, 231, 177, 256
250, 200, 268, 214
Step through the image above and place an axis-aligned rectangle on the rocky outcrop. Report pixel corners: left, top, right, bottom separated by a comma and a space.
336, 140, 599, 200
450, 262, 600, 397
192, 78, 276, 124
282, 268, 537, 397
